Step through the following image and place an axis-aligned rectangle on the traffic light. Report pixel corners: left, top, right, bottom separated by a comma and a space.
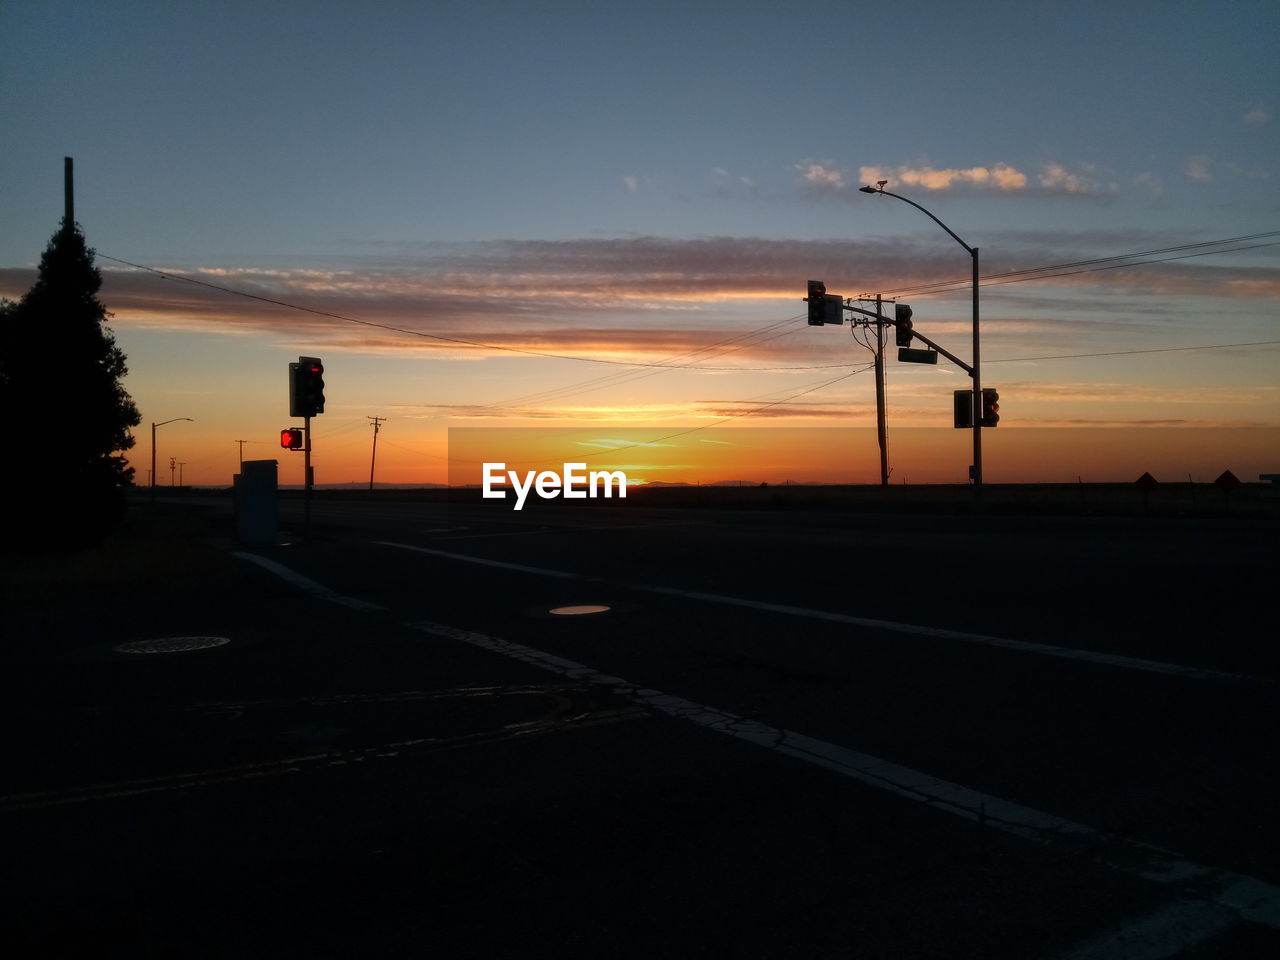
280, 427, 304, 450
894, 303, 914, 346
806, 281, 844, 324
289, 356, 326, 417
980, 387, 1000, 427
953, 389, 974, 429
807, 281, 827, 326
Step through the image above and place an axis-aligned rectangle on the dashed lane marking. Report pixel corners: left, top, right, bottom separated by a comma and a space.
232, 553, 1280, 939
405, 615, 1280, 933
374, 540, 1256, 683
233, 552, 390, 610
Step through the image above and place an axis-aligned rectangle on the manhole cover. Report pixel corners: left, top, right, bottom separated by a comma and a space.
114, 636, 232, 655
548, 605, 612, 617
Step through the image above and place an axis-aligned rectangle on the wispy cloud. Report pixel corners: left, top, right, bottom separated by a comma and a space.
1242, 103, 1270, 125
798, 162, 845, 190
2, 231, 1273, 362
859, 164, 1029, 192
1133, 171, 1164, 197
799, 160, 1112, 196
1038, 163, 1096, 194
1184, 155, 1212, 181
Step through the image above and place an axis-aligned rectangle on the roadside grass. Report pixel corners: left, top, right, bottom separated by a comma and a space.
0, 504, 232, 600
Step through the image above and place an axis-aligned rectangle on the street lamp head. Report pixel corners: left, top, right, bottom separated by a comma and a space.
858, 185, 878, 194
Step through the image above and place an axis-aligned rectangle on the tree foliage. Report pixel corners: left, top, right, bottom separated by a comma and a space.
0, 219, 141, 547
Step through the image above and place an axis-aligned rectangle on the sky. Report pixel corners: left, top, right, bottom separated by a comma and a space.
1, 0, 1277, 486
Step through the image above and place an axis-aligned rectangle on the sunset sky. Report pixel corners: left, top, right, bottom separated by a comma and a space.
2, 1, 1277, 485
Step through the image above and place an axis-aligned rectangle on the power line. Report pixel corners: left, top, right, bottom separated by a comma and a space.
98, 230, 1278, 378
986, 339, 1280, 364
485, 314, 804, 409
97, 254, 841, 372
365, 364, 875, 469
507, 364, 877, 468
870, 232, 1280, 299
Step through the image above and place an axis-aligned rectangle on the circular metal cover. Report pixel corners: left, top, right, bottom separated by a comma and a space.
114, 636, 232, 655
547, 604, 612, 617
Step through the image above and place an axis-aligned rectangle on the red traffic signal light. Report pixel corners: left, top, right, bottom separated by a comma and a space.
980, 388, 1000, 427
289, 356, 326, 417
807, 280, 827, 326
894, 303, 914, 346
280, 428, 304, 450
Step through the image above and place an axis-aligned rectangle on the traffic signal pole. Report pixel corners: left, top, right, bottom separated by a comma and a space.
288, 356, 324, 539
859, 184, 982, 490
971, 246, 982, 490
874, 295, 889, 486
304, 415, 312, 536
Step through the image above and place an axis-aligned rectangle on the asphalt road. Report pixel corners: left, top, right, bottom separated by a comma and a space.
3, 494, 1278, 958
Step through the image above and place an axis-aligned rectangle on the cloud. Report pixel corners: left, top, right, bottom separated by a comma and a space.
1242, 104, 1270, 125
692, 402, 856, 420
3, 231, 1273, 366
622, 175, 639, 193
1038, 163, 1091, 194
850, 161, 1116, 195
857, 164, 1029, 191
798, 163, 844, 190
1184, 155, 1212, 181
1133, 171, 1164, 197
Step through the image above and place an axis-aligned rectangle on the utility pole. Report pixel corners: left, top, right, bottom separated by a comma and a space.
236, 439, 247, 465
874, 295, 889, 486
64, 157, 74, 226
169, 457, 176, 486
177, 461, 187, 486
368, 416, 386, 491
151, 418, 192, 502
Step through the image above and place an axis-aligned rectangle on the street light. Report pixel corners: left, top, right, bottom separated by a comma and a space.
151, 417, 193, 503
858, 183, 983, 487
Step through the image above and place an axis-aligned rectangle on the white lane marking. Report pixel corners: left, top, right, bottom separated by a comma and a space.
1055, 900, 1236, 960
406, 616, 1280, 932
372, 541, 579, 579
233, 554, 1280, 938
233, 552, 388, 610
374, 541, 1254, 683
426, 521, 703, 542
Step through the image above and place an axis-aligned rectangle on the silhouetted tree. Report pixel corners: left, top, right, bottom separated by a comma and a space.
0, 219, 140, 548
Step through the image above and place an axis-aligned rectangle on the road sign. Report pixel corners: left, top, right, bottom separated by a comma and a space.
897, 347, 938, 364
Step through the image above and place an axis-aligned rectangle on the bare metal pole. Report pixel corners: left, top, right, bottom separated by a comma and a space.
304, 415, 312, 536
874, 295, 889, 486
151, 418, 193, 503
972, 247, 982, 489
859, 184, 982, 489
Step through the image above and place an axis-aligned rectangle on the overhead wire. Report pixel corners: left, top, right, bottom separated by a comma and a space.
485, 313, 806, 410
985, 339, 1280, 364
99, 234, 1276, 377
511, 363, 877, 467
97, 253, 841, 372
869, 231, 1280, 299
